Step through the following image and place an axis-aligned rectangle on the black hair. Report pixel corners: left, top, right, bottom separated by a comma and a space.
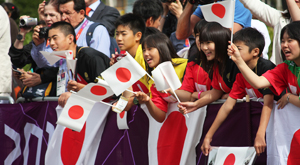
192, 19, 208, 64
48, 21, 76, 43
115, 13, 146, 42
57, 0, 85, 12
194, 19, 208, 35
233, 27, 265, 57
133, 0, 163, 23
143, 27, 160, 41
199, 22, 231, 75
1, 3, 19, 20
142, 32, 181, 76
280, 21, 300, 61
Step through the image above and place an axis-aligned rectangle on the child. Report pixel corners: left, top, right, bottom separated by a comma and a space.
168, 20, 211, 102
201, 28, 277, 156
228, 21, 300, 109
135, 32, 188, 122
178, 22, 239, 114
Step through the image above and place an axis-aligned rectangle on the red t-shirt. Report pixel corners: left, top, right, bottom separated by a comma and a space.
263, 62, 300, 96
230, 58, 276, 99
180, 61, 212, 93
211, 59, 239, 93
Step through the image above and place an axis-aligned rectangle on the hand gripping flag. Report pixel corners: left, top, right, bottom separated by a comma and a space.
200, 0, 235, 29
101, 55, 147, 96
56, 82, 113, 131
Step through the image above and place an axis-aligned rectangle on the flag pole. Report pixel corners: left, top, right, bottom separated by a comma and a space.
230, 0, 235, 45
170, 88, 189, 118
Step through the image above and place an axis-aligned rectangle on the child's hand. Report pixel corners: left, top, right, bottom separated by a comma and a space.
67, 80, 78, 92
110, 54, 117, 66
227, 42, 242, 62
58, 92, 72, 107
178, 101, 198, 114
201, 137, 212, 156
276, 93, 291, 109
254, 134, 266, 156
134, 91, 150, 104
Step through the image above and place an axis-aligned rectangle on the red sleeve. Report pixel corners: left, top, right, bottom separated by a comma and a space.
229, 73, 246, 99
150, 85, 168, 113
262, 64, 288, 96
211, 66, 221, 90
180, 62, 196, 93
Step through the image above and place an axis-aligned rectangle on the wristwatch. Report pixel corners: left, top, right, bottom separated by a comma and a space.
133, 97, 139, 105
16, 34, 24, 41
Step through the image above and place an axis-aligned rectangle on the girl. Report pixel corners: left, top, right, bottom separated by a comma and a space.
239, 0, 300, 64
178, 22, 239, 114
168, 20, 212, 102
135, 32, 188, 123
228, 21, 300, 112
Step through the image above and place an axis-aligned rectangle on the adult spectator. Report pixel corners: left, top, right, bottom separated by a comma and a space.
0, 6, 12, 100
58, 0, 110, 57
133, 0, 164, 31
1, 2, 19, 44
85, 0, 120, 37
239, 0, 299, 64
176, 0, 252, 40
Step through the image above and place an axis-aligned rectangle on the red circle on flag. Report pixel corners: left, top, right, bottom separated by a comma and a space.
120, 111, 125, 119
223, 153, 235, 165
116, 67, 131, 82
211, 4, 226, 18
90, 85, 107, 96
68, 105, 84, 119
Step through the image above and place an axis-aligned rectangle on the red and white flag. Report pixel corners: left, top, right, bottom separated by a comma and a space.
141, 102, 207, 164
76, 81, 114, 102
208, 147, 256, 165
56, 94, 95, 132
117, 111, 129, 130
200, 0, 235, 28
152, 61, 181, 91
266, 102, 300, 165
101, 55, 147, 96
45, 103, 111, 165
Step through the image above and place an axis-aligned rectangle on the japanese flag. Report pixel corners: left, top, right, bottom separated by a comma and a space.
200, 0, 235, 28
208, 147, 256, 165
101, 55, 147, 96
76, 81, 114, 102
152, 61, 181, 91
117, 111, 129, 130
56, 93, 95, 132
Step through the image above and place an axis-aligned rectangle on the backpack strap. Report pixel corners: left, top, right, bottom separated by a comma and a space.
86, 22, 102, 47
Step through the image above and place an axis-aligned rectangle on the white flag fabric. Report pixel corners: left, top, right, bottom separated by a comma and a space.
152, 68, 169, 91
101, 55, 147, 95
45, 103, 111, 165
200, 0, 235, 28
40, 51, 62, 65
76, 83, 114, 102
141, 102, 206, 165
266, 102, 300, 165
208, 147, 256, 165
158, 61, 182, 90
117, 111, 129, 130
56, 94, 95, 132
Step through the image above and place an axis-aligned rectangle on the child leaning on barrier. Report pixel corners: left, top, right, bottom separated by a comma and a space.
201, 27, 278, 156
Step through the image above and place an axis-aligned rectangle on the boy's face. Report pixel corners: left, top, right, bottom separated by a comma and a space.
48, 28, 72, 51
116, 25, 140, 52
234, 41, 253, 64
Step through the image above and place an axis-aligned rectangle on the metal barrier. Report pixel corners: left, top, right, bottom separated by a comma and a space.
0, 95, 14, 104
16, 97, 59, 103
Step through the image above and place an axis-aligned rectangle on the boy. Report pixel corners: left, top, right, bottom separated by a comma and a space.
200, 28, 276, 156
132, 0, 164, 30
50, 22, 110, 106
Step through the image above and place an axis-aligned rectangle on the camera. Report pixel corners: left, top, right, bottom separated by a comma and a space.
189, 0, 215, 5
39, 27, 49, 39
19, 18, 38, 27
161, 0, 176, 2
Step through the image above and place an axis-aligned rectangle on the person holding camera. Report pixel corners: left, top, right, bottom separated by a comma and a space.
175, 0, 252, 40
9, 1, 62, 97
